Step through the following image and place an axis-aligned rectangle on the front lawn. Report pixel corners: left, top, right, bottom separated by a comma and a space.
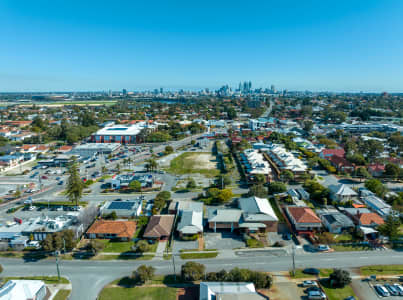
331, 244, 371, 251
321, 281, 356, 300
100, 240, 133, 253
4, 276, 69, 284
360, 265, 403, 276
98, 286, 177, 300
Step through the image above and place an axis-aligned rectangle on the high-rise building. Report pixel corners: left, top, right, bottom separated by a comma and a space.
270, 84, 276, 93
122, 89, 127, 96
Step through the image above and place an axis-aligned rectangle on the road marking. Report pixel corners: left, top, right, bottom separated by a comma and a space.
360, 256, 369, 259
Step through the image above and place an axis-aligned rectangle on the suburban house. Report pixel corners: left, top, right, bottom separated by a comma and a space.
0, 280, 47, 300
316, 208, 355, 234
207, 208, 242, 232
86, 220, 136, 241
328, 155, 355, 173
199, 282, 265, 300
238, 196, 278, 232
100, 199, 142, 218
341, 208, 385, 228
367, 163, 385, 177
329, 184, 358, 203
361, 194, 392, 218
177, 202, 203, 238
319, 148, 345, 159
143, 215, 175, 240
285, 206, 322, 234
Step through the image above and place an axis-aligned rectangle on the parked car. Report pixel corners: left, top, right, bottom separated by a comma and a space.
384, 283, 399, 296
307, 290, 326, 300
303, 268, 320, 275
393, 284, 403, 295
41, 175, 48, 179
58, 181, 64, 185
27, 241, 41, 249
344, 297, 356, 300
283, 233, 292, 240
56, 206, 63, 211
305, 286, 321, 293
303, 280, 318, 287
374, 285, 390, 297
317, 245, 330, 252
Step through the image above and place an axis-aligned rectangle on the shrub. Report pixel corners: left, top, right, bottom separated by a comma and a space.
181, 234, 198, 241
329, 269, 351, 288
135, 240, 150, 253
181, 261, 206, 281
133, 265, 155, 284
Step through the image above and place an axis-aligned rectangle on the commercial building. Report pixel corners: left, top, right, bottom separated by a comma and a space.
100, 199, 143, 218
90, 122, 153, 144
0, 280, 47, 300
199, 282, 265, 300
70, 143, 121, 157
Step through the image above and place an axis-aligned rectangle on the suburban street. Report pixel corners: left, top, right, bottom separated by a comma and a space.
1, 250, 402, 300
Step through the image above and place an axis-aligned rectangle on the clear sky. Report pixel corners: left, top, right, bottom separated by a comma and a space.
1, 0, 403, 92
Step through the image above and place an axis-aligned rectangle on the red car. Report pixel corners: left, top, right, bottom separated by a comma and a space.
41, 175, 48, 179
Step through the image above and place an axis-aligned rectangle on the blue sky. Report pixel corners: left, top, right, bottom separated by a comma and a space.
1, 0, 403, 92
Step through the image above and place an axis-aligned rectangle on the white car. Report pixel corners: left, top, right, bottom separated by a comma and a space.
303, 280, 318, 287
317, 244, 330, 251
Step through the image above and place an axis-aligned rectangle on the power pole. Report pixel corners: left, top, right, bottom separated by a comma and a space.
55, 250, 61, 281
291, 245, 296, 276
172, 253, 176, 282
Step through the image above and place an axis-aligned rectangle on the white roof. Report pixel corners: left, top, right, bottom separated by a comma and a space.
329, 184, 358, 196
0, 280, 45, 300
95, 123, 147, 136
177, 210, 203, 234
200, 282, 256, 297
239, 196, 278, 221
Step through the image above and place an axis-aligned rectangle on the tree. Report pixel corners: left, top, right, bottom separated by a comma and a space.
346, 153, 366, 166
0, 264, 2, 274
329, 269, 351, 288
146, 159, 158, 172
217, 175, 231, 189
129, 180, 142, 192
249, 184, 267, 198
303, 120, 314, 133
181, 262, 205, 281
378, 215, 401, 241
104, 211, 118, 220
136, 240, 150, 253
365, 179, 387, 198
317, 232, 335, 244
164, 145, 174, 154
385, 163, 400, 180
281, 170, 294, 183
66, 161, 84, 207
354, 167, 371, 181
133, 265, 155, 284
88, 240, 105, 255
216, 189, 233, 204
101, 166, 107, 175
268, 182, 286, 195
186, 178, 196, 189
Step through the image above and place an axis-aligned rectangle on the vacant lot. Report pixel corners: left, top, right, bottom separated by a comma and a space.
98, 286, 177, 300
167, 152, 219, 177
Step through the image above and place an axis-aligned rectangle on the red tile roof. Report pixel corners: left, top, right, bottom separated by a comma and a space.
357, 213, 384, 226
287, 207, 321, 224
86, 220, 136, 238
321, 148, 345, 157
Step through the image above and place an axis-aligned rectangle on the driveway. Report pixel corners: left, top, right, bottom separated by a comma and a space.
172, 238, 198, 253
264, 272, 304, 300
204, 232, 245, 250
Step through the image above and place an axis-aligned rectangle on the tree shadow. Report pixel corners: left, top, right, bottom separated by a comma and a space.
22, 251, 48, 262
116, 276, 138, 288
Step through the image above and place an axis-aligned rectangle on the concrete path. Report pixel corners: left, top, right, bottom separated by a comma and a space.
154, 240, 167, 259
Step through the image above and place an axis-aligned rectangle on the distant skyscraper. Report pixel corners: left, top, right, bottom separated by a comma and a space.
122, 88, 127, 96
160, 87, 163, 94
270, 84, 276, 93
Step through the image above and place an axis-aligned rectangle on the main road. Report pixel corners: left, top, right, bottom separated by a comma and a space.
2, 250, 402, 300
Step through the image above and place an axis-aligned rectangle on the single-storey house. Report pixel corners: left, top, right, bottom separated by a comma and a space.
207, 208, 242, 232
100, 199, 142, 218
86, 220, 136, 241
0, 280, 47, 300
177, 202, 203, 238
285, 206, 322, 234
329, 184, 358, 203
316, 208, 355, 234
238, 196, 278, 232
143, 215, 175, 240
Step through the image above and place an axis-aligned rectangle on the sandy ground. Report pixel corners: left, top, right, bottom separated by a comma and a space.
187, 153, 216, 170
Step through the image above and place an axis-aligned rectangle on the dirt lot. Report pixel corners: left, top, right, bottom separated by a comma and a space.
185, 153, 216, 170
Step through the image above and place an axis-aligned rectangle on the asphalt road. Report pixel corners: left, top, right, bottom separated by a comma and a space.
1, 250, 402, 300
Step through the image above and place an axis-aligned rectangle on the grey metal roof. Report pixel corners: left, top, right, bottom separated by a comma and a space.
208, 208, 242, 223
177, 210, 203, 234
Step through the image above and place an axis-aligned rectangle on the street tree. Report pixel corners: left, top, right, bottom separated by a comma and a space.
66, 161, 84, 207
129, 180, 142, 192
181, 261, 205, 281
133, 265, 155, 284
88, 240, 105, 255
329, 269, 351, 288
378, 215, 401, 241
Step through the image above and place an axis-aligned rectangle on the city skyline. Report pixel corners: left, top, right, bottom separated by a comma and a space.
1, 0, 403, 92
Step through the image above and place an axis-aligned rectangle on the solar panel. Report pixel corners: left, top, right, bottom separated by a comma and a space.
108, 201, 135, 210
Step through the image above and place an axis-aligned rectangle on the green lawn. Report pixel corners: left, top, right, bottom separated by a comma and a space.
332, 244, 371, 251
321, 282, 356, 300
166, 152, 220, 177
268, 198, 285, 222
53, 289, 71, 300
98, 286, 177, 300
4, 276, 69, 284
179, 252, 218, 259
360, 265, 403, 276
95, 254, 155, 260
33, 201, 87, 207
333, 233, 353, 242
289, 268, 333, 279
100, 240, 133, 253
246, 238, 264, 248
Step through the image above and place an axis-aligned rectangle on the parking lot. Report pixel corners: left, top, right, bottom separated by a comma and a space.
204, 232, 245, 250
352, 279, 403, 300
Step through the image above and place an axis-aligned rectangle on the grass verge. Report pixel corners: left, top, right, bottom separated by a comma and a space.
53, 289, 71, 300
99, 286, 177, 300
179, 252, 218, 259
4, 276, 69, 284
360, 265, 403, 276
289, 268, 333, 279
